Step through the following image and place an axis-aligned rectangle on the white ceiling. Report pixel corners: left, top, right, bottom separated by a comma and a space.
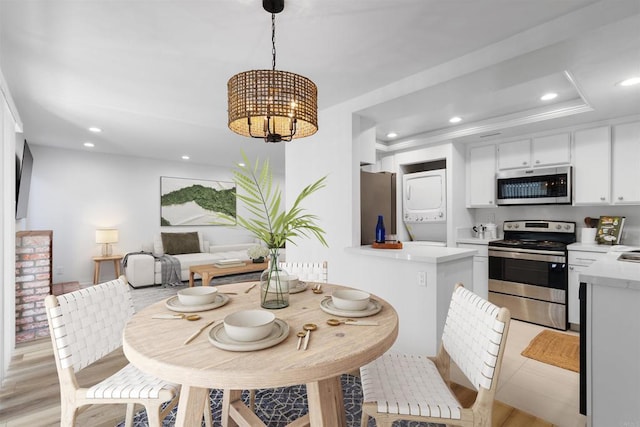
1, 0, 639, 173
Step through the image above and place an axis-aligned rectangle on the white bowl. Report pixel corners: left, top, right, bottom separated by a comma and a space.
223, 310, 276, 342
287, 275, 299, 287
177, 287, 218, 306
331, 289, 371, 311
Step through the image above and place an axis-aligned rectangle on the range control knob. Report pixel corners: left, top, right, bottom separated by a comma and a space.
506, 224, 512, 229
514, 224, 520, 229
564, 224, 572, 230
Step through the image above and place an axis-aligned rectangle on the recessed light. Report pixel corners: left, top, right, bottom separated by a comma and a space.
618, 77, 640, 87
88, 127, 102, 133
83, 142, 94, 148
386, 132, 398, 138
181, 155, 190, 160
449, 116, 462, 123
540, 92, 558, 101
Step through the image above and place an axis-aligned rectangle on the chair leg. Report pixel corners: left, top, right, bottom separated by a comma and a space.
124, 403, 135, 427
360, 409, 370, 427
145, 403, 163, 427
59, 402, 78, 427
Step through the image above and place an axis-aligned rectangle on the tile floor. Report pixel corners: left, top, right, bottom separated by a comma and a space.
451, 319, 587, 427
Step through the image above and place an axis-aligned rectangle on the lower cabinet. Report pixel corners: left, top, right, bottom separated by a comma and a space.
457, 242, 488, 299
568, 248, 608, 326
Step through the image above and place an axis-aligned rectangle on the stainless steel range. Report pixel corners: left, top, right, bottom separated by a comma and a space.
488, 220, 576, 330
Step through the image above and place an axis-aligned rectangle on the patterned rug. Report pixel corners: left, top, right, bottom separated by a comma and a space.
126, 274, 441, 427
116, 374, 440, 427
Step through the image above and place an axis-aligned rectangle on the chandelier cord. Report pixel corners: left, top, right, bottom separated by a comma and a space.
271, 13, 276, 71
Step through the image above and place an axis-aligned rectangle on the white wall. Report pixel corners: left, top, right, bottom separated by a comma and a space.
1, 71, 21, 384
24, 145, 284, 285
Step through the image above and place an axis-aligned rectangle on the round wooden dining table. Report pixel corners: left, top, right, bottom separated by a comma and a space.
123, 281, 398, 427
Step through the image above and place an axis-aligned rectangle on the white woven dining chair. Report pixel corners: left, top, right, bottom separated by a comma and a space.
277, 260, 328, 283
45, 276, 199, 426
359, 283, 511, 427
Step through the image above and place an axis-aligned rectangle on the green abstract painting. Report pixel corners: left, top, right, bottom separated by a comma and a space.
160, 176, 236, 226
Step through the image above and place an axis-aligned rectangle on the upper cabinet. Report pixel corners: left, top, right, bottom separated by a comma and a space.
531, 133, 571, 166
573, 126, 611, 205
464, 121, 640, 208
466, 144, 496, 208
497, 139, 530, 170
497, 134, 570, 170
612, 122, 640, 204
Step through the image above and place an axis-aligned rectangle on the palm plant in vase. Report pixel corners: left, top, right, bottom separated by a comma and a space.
232, 152, 327, 309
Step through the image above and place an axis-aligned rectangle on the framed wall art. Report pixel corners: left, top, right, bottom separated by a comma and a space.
160, 176, 236, 226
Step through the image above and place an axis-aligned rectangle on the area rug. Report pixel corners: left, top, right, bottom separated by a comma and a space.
116, 374, 442, 427
521, 330, 580, 372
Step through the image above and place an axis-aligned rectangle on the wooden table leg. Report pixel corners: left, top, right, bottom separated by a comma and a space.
114, 259, 121, 277
174, 385, 209, 427
306, 376, 346, 426
93, 260, 100, 284
189, 271, 195, 287
202, 272, 212, 286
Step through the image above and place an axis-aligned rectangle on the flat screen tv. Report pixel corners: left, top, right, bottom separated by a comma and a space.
16, 140, 33, 220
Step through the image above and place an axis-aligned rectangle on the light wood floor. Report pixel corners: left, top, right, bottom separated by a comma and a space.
0, 338, 553, 427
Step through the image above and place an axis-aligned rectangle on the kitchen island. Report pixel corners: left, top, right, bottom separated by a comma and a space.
580, 251, 640, 426
344, 244, 475, 355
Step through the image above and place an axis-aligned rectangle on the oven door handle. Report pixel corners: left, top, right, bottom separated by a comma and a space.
488, 249, 566, 263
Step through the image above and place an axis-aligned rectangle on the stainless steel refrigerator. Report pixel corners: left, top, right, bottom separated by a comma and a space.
360, 171, 397, 245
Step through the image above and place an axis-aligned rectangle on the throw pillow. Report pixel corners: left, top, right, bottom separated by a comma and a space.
161, 232, 200, 255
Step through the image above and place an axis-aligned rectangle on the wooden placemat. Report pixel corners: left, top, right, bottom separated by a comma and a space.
521, 330, 579, 372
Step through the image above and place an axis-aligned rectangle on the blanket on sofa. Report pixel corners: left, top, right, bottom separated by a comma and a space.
122, 251, 182, 287
156, 254, 182, 287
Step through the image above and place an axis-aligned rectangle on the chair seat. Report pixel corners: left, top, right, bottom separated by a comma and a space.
360, 353, 462, 419
86, 362, 179, 400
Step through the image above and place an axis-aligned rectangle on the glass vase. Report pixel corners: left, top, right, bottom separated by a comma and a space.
260, 249, 289, 309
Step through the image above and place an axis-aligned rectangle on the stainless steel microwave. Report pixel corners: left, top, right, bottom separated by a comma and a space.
496, 166, 572, 205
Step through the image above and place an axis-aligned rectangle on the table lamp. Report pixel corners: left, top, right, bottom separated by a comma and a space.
96, 229, 118, 256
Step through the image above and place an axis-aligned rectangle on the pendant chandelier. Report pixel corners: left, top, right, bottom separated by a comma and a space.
227, 0, 318, 143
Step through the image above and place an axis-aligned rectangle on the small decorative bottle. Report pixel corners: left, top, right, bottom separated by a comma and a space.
375, 215, 386, 243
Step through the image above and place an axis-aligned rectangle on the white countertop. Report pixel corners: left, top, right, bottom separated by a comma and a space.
567, 242, 614, 253
456, 237, 500, 245
580, 251, 640, 290
346, 244, 477, 264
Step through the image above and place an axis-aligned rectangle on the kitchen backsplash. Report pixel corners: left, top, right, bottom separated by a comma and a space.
472, 205, 640, 246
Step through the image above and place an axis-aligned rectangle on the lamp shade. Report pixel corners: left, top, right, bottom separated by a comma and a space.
228, 69, 318, 141
95, 229, 118, 244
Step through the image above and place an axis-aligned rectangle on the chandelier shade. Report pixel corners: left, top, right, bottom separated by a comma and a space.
227, 0, 318, 143
227, 69, 318, 142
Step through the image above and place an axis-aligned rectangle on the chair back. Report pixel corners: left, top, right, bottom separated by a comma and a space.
441, 284, 509, 392
278, 261, 328, 283
46, 276, 135, 373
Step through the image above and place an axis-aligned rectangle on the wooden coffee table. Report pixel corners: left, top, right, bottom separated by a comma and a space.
188, 261, 267, 287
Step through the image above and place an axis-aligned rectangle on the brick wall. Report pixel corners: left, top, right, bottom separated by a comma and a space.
15, 230, 53, 343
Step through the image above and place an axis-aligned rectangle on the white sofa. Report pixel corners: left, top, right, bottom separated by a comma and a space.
125, 232, 262, 288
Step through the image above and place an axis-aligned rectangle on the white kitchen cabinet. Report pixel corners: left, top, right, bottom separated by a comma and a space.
532, 133, 571, 166
457, 242, 488, 299
612, 121, 640, 204
497, 139, 530, 170
498, 135, 570, 170
567, 248, 607, 326
466, 144, 496, 208
573, 126, 611, 205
